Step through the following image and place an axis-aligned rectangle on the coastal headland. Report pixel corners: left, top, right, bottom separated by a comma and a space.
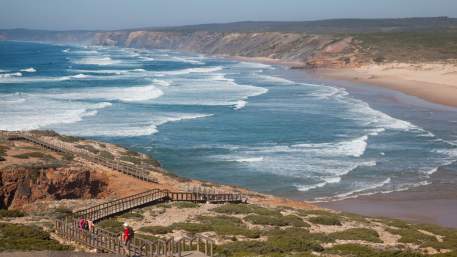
1, 17, 457, 256
1, 130, 457, 256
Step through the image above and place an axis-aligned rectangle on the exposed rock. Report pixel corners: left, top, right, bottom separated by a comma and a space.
0, 165, 108, 209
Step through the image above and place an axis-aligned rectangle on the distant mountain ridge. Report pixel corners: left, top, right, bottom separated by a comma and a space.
1, 17, 456, 68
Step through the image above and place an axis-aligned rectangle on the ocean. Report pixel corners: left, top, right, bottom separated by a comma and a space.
1, 41, 456, 201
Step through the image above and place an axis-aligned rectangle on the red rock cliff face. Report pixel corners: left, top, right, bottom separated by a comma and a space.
0, 166, 108, 209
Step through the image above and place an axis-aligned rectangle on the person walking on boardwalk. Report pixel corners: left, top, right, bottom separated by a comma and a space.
123, 222, 133, 245
78, 217, 85, 231
87, 219, 94, 232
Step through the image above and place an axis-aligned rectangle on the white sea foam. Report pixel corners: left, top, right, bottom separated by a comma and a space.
233, 100, 247, 110
70, 74, 91, 79
0, 99, 111, 131
295, 182, 328, 192
153, 79, 171, 87
73, 57, 122, 66
20, 67, 36, 73
334, 177, 392, 199
0, 72, 22, 78
161, 66, 223, 76
233, 62, 274, 69
62, 49, 70, 53
256, 74, 295, 85
170, 56, 205, 65
292, 135, 369, 158
48, 85, 164, 102
235, 157, 264, 163
69, 113, 213, 137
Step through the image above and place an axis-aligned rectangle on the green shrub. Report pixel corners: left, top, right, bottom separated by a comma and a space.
212, 204, 281, 216
155, 203, 172, 209
61, 153, 74, 161
75, 144, 99, 154
171, 222, 211, 234
220, 228, 331, 256
330, 228, 382, 243
326, 243, 426, 257
120, 155, 142, 165
0, 209, 25, 218
0, 222, 72, 251
174, 202, 199, 209
119, 212, 143, 219
52, 207, 73, 219
244, 214, 308, 227
136, 234, 160, 242
198, 215, 261, 238
216, 241, 279, 257
98, 219, 124, 234
13, 152, 55, 160
58, 135, 81, 143
308, 215, 342, 226
283, 215, 310, 227
139, 226, 173, 235
100, 150, 114, 160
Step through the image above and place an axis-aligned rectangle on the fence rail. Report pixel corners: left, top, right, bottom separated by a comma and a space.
2, 131, 159, 183
1, 131, 245, 256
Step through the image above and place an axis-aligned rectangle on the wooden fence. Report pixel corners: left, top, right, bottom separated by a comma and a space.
73, 189, 169, 221
1, 131, 246, 256
2, 131, 158, 183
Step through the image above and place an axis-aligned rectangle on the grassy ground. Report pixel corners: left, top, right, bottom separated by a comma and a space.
0, 223, 71, 252
108, 202, 457, 257
354, 31, 457, 62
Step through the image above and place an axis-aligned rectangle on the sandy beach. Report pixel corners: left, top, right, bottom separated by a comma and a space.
321, 62, 457, 108
319, 165, 457, 228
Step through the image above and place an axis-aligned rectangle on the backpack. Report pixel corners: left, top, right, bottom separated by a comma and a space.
128, 227, 134, 238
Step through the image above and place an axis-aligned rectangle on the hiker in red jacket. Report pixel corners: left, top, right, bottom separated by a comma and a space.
123, 222, 133, 245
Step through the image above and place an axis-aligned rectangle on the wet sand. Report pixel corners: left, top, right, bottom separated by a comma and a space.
320, 166, 457, 228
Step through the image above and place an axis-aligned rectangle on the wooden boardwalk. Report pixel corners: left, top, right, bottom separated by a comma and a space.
1, 131, 246, 256
56, 188, 241, 257
3, 131, 159, 183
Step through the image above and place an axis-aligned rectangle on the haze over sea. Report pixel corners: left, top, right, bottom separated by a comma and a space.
1, 41, 456, 201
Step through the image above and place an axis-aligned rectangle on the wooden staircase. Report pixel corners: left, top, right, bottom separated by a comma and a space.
1, 131, 247, 256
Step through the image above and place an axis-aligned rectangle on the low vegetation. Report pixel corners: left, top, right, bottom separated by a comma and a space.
244, 214, 309, 227
0, 209, 25, 218
329, 228, 382, 243
173, 201, 199, 209
212, 203, 281, 216
97, 219, 124, 234
308, 215, 342, 226
13, 152, 55, 160
0, 223, 71, 251
355, 31, 457, 62
139, 226, 173, 235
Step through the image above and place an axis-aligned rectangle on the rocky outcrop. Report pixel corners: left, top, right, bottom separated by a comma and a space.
0, 165, 108, 209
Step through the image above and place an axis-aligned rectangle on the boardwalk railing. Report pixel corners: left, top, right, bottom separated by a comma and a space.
55, 219, 191, 257
2, 131, 159, 183
1, 131, 243, 256
74, 189, 169, 221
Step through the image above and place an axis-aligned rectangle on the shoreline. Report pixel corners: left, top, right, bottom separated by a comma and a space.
318, 165, 457, 228
228, 55, 457, 108
318, 64, 457, 108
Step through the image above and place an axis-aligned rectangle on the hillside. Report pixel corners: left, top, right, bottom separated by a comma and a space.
1, 17, 457, 68
1, 131, 457, 256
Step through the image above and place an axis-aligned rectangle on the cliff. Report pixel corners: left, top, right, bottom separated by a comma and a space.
0, 165, 108, 209
2, 17, 457, 68
91, 31, 360, 68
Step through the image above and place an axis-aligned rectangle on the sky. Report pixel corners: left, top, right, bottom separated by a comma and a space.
1, 0, 457, 30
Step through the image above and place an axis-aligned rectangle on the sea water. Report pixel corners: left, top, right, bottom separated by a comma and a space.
1, 41, 456, 201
